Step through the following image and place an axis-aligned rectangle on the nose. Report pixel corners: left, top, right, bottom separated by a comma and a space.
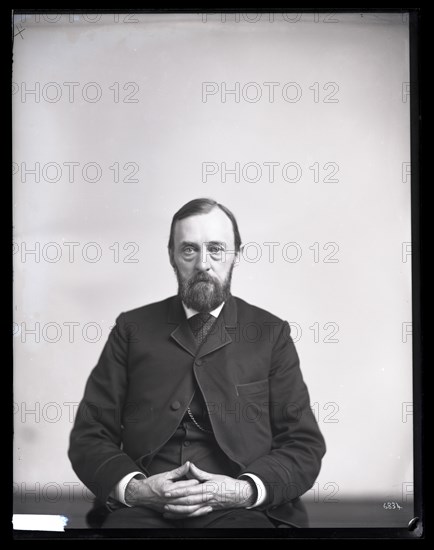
196, 259, 210, 272
196, 248, 211, 271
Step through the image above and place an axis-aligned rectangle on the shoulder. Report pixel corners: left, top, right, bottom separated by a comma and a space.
232, 296, 285, 326
117, 296, 175, 323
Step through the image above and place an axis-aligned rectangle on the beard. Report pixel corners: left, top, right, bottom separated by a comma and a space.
174, 264, 234, 313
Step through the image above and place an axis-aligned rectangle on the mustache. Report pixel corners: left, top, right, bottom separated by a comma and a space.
190, 273, 214, 284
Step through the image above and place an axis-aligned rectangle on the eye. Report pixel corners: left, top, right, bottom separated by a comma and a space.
208, 245, 223, 255
183, 246, 195, 255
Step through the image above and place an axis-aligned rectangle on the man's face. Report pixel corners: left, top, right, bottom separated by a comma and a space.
171, 208, 238, 312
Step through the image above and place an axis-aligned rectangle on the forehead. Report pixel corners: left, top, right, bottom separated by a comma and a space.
173, 208, 234, 246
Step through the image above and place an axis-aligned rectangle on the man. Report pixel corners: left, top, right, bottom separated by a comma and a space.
69, 198, 326, 528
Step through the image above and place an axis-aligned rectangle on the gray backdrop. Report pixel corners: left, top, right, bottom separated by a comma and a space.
13, 12, 412, 505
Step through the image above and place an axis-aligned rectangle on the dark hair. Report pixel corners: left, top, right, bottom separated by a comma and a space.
168, 198, 242, 259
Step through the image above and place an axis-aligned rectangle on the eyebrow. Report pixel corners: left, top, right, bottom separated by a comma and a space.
206, 241, 226, 248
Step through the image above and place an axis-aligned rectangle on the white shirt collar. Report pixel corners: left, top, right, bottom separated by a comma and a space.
182, 301, 225, 320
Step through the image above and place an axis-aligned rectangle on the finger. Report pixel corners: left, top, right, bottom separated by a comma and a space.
188, 462, 213, 482
167, 461, 190, 480
165, 484, 213, 498
163, 503, 203, 515
166, 493, 214, 506
168, 479, 200, 491
184, 506, 213, 518
164, 506, 213, 520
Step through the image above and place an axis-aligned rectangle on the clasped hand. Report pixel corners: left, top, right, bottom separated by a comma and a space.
125, 461, 255, 519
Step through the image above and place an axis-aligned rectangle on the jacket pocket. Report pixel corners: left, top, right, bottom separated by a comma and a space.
236, 378, 269, 396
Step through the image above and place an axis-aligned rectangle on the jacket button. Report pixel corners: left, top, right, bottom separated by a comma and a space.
171, 401, 181, 410
195, 359, 202, 367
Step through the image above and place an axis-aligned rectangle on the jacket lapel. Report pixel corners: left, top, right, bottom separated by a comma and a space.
168, 295, 237, 358
168, 296, 197, 357
197, 296, 237, 358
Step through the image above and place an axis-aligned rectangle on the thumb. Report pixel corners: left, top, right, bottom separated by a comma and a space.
167, 461, 191, 480
189, 462, 213, 481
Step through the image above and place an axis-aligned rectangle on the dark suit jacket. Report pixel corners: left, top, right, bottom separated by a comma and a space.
68, 295, 326, 527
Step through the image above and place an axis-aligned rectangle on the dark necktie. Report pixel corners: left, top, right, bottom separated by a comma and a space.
188, 312, 215, 348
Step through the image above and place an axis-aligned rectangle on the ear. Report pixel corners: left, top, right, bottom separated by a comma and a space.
169, 249, 175, 268
233, 246, 243, 267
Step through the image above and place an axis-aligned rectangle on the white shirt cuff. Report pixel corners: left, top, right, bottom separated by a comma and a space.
109, 471, 146, 506
239, 473, 267, 508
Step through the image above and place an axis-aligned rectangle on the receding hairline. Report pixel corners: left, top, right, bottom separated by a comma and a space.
173, 206, 234, 225
171, 208, 236, 242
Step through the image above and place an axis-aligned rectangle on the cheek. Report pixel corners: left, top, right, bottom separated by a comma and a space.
214, 263, 231, 280
177, 260, 194, 276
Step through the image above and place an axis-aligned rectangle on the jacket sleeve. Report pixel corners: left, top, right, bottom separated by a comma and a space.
240, 321, 326, 510
68, 313, 140, 503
